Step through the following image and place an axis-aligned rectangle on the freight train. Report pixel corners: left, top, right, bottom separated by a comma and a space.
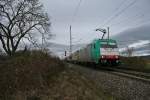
67, 39, 120, 65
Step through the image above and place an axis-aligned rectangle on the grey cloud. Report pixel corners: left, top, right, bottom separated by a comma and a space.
113, 23, 150, 47
40, 0, 150, 45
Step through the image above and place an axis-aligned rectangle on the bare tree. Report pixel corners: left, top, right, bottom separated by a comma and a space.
0, 0, 50, 56
127, 46, 134, 57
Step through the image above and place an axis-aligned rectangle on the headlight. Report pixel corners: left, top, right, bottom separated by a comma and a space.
115, 55, 118, 59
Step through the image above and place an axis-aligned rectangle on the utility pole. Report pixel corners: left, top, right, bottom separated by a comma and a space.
107, 27, 110, 40
69, 25, 72, 56
65, 51, 67, 57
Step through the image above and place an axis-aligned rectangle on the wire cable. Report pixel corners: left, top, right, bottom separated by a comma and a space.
73, 0, 131, 44
97, 0, 137, 28
104, 0, 137, 26
94, 0, 128, 29
71, 0, 139, 45
69, 0, 83, 46
71, 0, 83, 25
109, 14, 144, 28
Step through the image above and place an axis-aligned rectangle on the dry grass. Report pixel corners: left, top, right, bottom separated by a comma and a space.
0, 50, 116, 100
120, 56, 150, 72
0, 50, 65, 100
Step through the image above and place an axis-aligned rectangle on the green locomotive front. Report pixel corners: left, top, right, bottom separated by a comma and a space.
71, 39, 119, 65
91, 39, 119, 64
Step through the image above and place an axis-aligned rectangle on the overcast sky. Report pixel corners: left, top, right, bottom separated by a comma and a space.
40, 0, 150, 45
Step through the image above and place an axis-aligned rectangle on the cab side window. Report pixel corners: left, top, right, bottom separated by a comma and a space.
93, 44, 96, 49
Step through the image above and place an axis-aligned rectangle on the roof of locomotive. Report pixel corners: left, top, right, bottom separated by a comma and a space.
92, 39, 117, 43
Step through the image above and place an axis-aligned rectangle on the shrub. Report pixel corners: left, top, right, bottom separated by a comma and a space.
120, 56, 150, 72
0, 50, 65, 99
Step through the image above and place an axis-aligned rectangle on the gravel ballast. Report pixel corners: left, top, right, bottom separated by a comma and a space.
68, 64, 150, 100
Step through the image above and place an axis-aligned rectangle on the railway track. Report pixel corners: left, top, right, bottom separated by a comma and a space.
69, 63, 150, 83
95, 66, 150, 83
104, 68, 150, 83
68, 63, 150, 99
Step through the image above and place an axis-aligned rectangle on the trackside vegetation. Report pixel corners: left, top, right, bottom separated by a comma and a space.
0, 50, 116, 100
120, 56, 150, 73
0, 50, 65, 99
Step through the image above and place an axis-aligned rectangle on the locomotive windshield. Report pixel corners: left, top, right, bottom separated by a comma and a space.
100, 42, 118, 48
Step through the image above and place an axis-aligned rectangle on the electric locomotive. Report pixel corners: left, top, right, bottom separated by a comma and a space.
69, 39, 120, 65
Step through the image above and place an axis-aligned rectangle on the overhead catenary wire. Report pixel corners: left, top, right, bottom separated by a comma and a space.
71, 0, 83, 25
109, 13, 144, 27
71, 2, 150, 55
94, 0, 129, 29
107, 0, 150, 32
109, 4, 146, 28
96, 0, 137, 29
71, 0, 142, 46
86, 0, 138, 43
69, 0, 83, 54
73, 0, 132, 44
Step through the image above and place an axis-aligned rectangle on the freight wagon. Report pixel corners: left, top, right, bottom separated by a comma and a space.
68, 39, 120, 65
